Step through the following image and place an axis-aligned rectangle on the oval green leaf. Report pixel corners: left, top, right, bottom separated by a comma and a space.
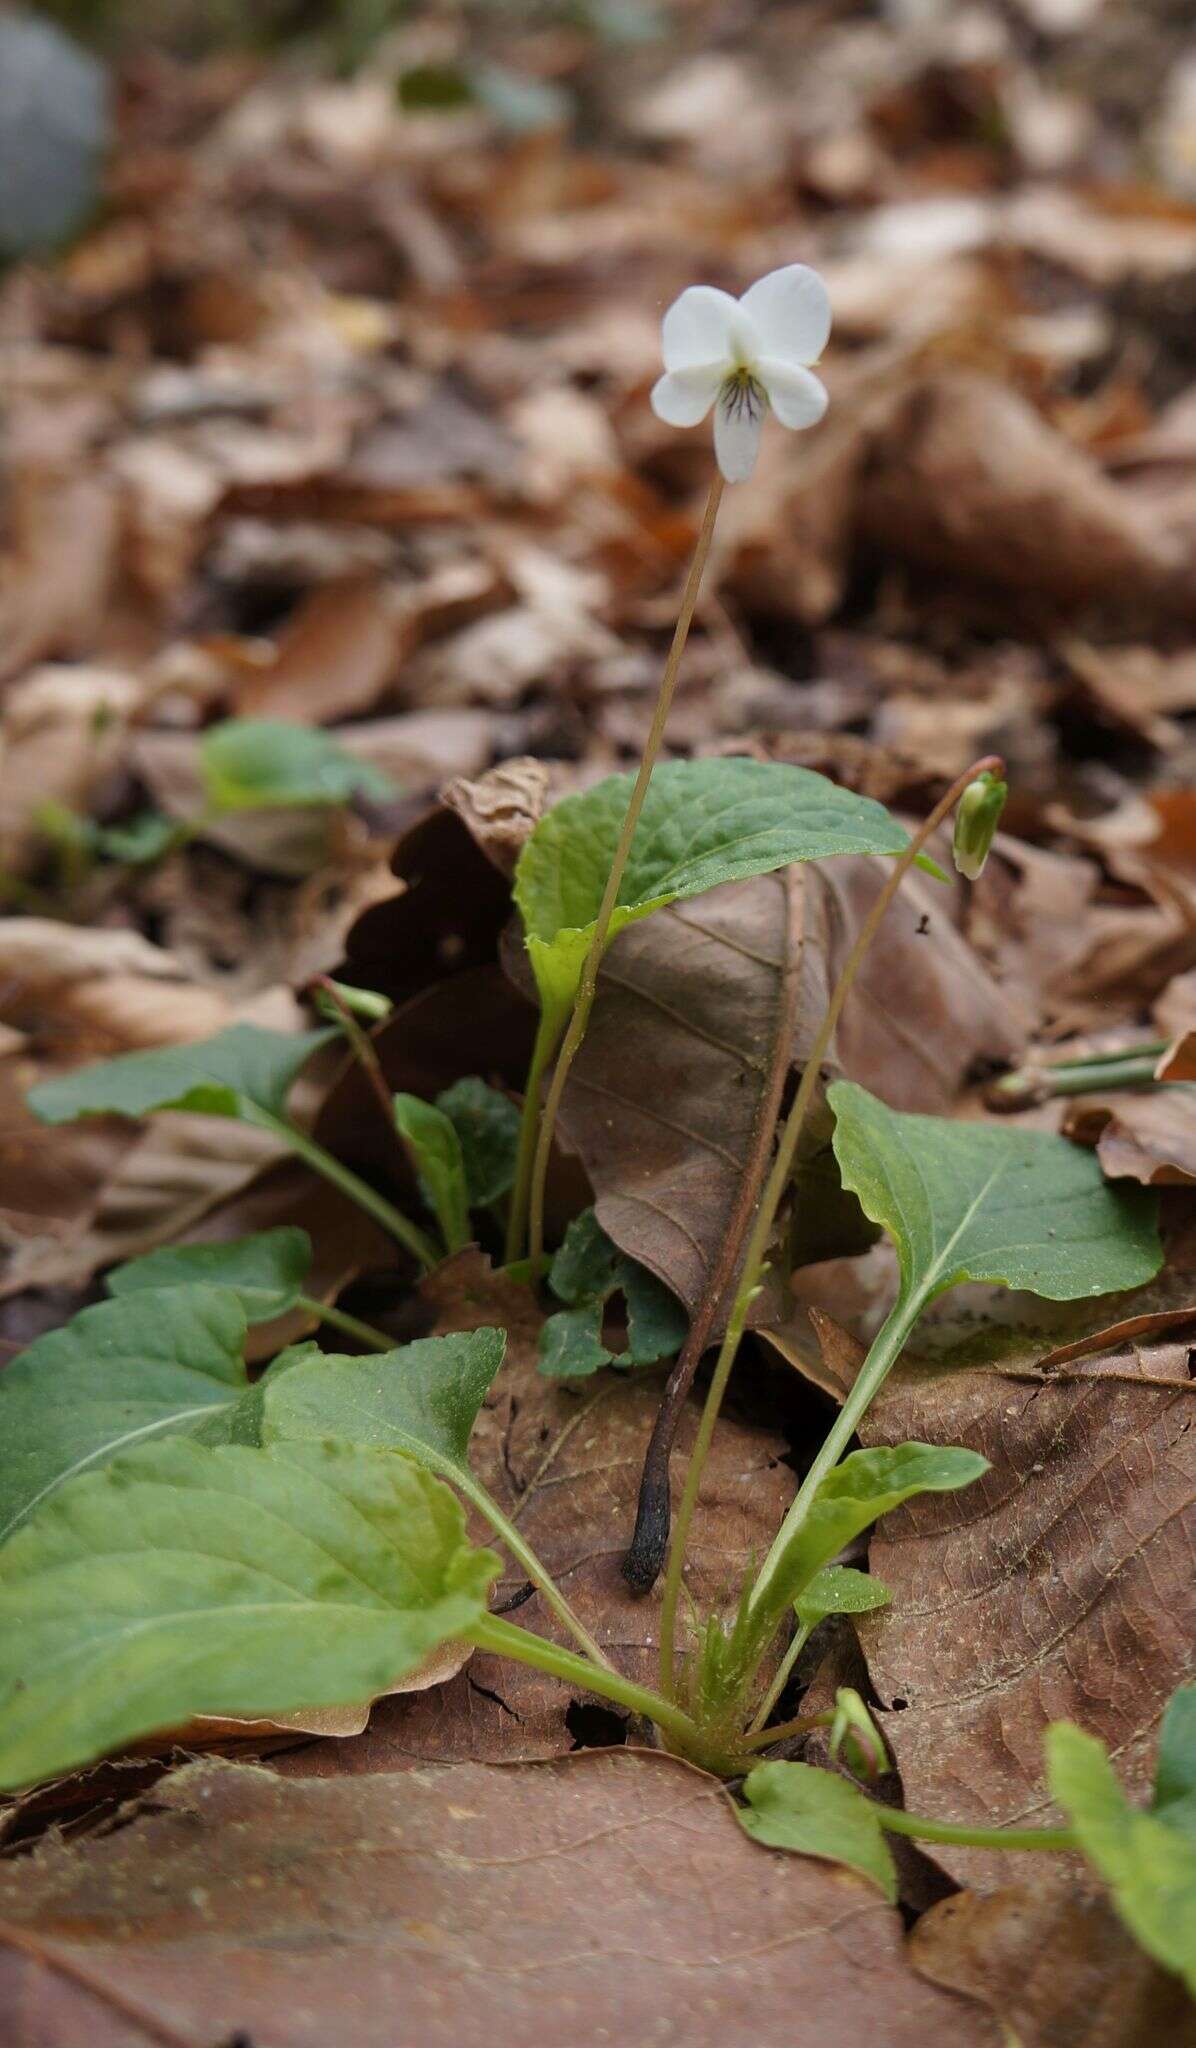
27, 1022, 338, 1126
828, 1079, 1163, 1312
108, 1228, 312, 1324
738, 1761, 898, 1901
0, 1437, 499, 1792
0, 1285, 248, 1546
1047, 1716, 1196, 1996
514, 758, 910, 1016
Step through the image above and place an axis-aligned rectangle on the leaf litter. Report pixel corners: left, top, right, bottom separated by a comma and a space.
3, 0, 1196, 2036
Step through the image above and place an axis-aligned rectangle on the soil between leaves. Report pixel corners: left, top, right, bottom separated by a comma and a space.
0, 1752, 994, 2048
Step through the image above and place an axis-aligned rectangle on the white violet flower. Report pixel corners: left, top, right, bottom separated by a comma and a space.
650, 264, 831, 483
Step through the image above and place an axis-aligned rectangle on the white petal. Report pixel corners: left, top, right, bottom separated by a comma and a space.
713, 386, 764, 483
650, 364, 724, 428
738, 264, 831, 365
757, 357, 828, 430
661, 284, 739, 370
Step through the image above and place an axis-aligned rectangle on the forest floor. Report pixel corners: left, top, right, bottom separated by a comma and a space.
1, 1, 1196, 2041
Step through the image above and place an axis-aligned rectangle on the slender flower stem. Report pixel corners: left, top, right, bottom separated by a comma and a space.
468, 1613, 700, 1745
246, 1107, 440, 1272
505, 1004, 568, 1266
987, 1041, 1169, 1112
412, 1445, 613, 1672
522, 474, 725, 1273
657, 757, 1004, 1699
295, 1293, 394, 1353
740, 1708, 832, 1753
873, 1807, 1077, 1853
745, 1622, 813, 1737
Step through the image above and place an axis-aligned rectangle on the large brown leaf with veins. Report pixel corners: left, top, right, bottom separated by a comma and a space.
0, 1753, 991, 2048
856, 1331, 1196, 1889
911, 1866, 1196, 2047
557, 855, 1022, 1317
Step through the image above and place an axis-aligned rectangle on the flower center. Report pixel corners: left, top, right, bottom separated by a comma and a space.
720, 368, 767, 422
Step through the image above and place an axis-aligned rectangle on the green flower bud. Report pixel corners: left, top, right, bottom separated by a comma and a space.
314, 978, 392, 1025
952, 771, 1008, 882
829, 1687, 888, 1780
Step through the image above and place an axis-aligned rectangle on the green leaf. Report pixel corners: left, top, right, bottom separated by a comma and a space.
738, 1762, 898, 1902
1155, 1685, 1196, 1841
549, 1209, 621, 1306
513, 758, 910, 1020
828, 1080, 1163, 1313
199, 719, 396, 814
108, 1229, 311, 1325
794, 1565, 892, 1632
538, 1208, 687, 1377
436, 1077, 521, 1208
538, 1303, 610, 1380
0, 1288, 248, 1547
621, 1259, 687, 1364
393, 1094, 471, 1255
26, 1022, 337, 1126
760, 1442, 987, 1636
95, 810, 182, 865
261, 1328, 507, 1480
0, 1437, 499, 1792
1047, 1719, 1196, 1995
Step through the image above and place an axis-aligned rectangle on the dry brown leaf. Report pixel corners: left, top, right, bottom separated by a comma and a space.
858, 372, 1186, 619
855, 1329, 1196, 1888
558, 855, 1022, 1318
0, 666, 147, 871
910, 1867, 1196, 2047
230, 574, 400, 723
0, 1109, 287, 1301
1063, 1086, 1196, 1185
0, 1753, 991, 2047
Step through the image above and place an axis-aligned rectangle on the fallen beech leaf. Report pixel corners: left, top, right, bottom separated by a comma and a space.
233, 575, 399, 723
859, 373, 1185, 619
1063, 1087, 1196, 1185
0, 664, 143, 870
557, 854, 1025, 1318
0, 1109, 288, 1301
910, 1866, 1196, 2048
0, 1753, 992, 2046
441, 755, 551, 876
856, 1333, 1196, 1887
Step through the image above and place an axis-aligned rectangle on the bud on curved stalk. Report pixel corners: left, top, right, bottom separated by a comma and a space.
829, 1688, 888, 1781
952, 769, 1008, 882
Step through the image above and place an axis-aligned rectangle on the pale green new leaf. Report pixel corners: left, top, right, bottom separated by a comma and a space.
514, 758, 910, 1016
738, 1762, 898, 1901
0, 1286, 248, 1545
27, 1022, 337, 1126
0, 1437, 499, 1791
759, 1443, 986, 1639
262, 1328, 507, 1479
828, 1080, 1163, 1314
794, 1564, 892, 1632
200, 718, 396, 813
1047, 1718, 1196, 1995
393, 1093, 471, 1254
108, 1228, 311, 1324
